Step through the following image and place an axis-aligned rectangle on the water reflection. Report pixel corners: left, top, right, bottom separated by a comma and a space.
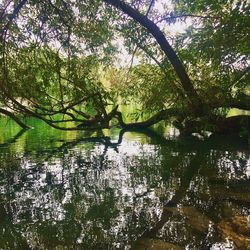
0, 120, 249, 249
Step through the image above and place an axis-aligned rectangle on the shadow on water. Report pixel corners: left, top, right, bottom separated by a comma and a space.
0, 121, 250, 249
0, 129, 27, 148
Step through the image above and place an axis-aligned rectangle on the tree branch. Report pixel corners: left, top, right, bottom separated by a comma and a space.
1, 0, 27, 37
114, 108, 177, 128
0, 108, 30, 129
156, 14, 214, 24
103, 0, 203, 113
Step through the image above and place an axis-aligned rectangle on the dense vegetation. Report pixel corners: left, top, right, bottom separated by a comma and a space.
0, 0, 249, 136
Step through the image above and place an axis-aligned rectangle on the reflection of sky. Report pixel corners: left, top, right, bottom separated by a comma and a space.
0, 125, 250, 249
217, 151, 250, 180
0, 135, 165, 248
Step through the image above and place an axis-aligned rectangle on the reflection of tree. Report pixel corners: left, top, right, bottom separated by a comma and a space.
131, 132, 250, 249
0, 202, 30, 249
0, 129, 249, 249
0, 128, 164, 249
139, 149, 205, 242
0, 128, 27, 148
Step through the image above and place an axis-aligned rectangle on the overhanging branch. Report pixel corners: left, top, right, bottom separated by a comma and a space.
103, 0, 203, 112
0, 108, 30, 129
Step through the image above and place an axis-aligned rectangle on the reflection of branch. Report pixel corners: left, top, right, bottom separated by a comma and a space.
0, 129, 27, 148
131, 131, 249, 241
25, 125, 124, 159
140, 151, 204, 239
125, 126, 249, 152
40, 124, 250, 163
0, 204, 30, 249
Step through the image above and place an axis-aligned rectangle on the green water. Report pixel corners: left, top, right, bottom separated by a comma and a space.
0, 118, 249, 249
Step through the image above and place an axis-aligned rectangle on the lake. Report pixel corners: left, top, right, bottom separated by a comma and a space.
0, 118, 249, 249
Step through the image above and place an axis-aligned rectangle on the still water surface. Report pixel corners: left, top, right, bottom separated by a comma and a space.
0, 118, 249, 249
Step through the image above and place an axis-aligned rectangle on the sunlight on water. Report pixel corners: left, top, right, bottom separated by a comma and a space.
0, 118, 249, 249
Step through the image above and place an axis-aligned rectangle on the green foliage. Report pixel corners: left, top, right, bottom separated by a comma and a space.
0, 0, 249, 126
118, 64, 180, 111
173, 0, 250, 94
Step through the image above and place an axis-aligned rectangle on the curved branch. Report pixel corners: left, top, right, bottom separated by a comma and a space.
103, 0, 203, 112
0, 129, 27, 147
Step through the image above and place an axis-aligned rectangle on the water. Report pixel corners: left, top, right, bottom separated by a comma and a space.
0, 118, 249, 249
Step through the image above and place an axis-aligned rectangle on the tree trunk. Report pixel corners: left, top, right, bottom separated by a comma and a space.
103, 0, 203, 113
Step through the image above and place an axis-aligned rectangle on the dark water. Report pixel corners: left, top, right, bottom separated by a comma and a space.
0, 118, 249, 250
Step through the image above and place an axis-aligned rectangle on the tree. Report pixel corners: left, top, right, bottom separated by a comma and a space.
0, 0, 249, 136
